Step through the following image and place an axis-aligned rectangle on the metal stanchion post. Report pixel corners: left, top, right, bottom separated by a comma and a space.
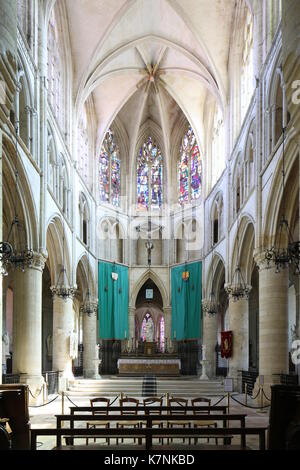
245, 383, 248, 406
61, 391, 65, 428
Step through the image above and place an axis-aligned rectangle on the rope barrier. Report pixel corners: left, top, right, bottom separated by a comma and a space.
28, 386, 43, 399
109, 394, 120, 406
262, 389, 271, 402
29, 394, 59, 408
65, 394, 79, 408
251, 389, 261, 400
230, 394, 270, 409
212, 395, 226, 406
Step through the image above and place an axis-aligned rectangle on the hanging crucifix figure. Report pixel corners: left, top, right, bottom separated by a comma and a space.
145, 216, 154, 267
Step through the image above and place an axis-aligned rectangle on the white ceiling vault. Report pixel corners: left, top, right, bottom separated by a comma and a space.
62, 0, 238, 152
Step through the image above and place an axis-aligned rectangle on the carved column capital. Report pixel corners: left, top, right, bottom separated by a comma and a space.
81, 301, 98, 316
202, 299, 218, 316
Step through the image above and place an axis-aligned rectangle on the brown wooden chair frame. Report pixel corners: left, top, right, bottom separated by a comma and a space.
191, 397, 218, 445
86, 397, 111, 446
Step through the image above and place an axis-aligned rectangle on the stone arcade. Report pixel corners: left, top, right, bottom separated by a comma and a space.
0, 0, 299, 416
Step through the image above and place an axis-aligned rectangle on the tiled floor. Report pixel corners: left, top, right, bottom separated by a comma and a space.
29, 392, 270, 451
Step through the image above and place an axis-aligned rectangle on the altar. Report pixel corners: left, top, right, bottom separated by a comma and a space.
117, 357, 181, 376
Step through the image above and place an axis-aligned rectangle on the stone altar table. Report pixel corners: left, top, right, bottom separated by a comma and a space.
117, 358, 181, 376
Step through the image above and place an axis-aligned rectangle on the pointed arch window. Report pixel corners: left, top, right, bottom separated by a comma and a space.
178, 126, 202, 205
137, 136, 163, 210
99, 129, 121, 207
77, 106, 89, 185
241, 10, 254, 121
47, 9, 63, 128
211, 106, 225, 186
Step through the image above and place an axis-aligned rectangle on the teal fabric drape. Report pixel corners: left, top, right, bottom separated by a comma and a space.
171, 261, 202, 340
98, 261, 129, 340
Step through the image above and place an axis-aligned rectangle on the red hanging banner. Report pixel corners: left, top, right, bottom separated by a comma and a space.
221, 331, 233, 358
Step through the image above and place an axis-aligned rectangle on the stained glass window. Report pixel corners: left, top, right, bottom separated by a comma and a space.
178, 127, 202, 205
47, 10, 63, 129
78, 106, 89, 184
241, 10, 254, 121
99, 129, 120, 207
137, 137, 163, 210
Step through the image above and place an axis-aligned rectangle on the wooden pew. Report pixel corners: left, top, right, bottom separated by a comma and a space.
0, 384, 30, 450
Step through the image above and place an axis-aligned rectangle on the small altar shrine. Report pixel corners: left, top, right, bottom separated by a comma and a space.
117, 357, 181, 376
117, 341, 181, 376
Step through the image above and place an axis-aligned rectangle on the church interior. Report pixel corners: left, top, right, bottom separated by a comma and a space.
0, 0, 300, 452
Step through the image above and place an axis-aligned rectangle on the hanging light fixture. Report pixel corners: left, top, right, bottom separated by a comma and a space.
227, 213, 251, 302
0, 123, 33, 275
81, 246, 97, 316
51, 206, 76, 301
264, 127, 300, 274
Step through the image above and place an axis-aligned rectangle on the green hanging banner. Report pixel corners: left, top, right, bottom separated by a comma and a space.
171, 261, 202, 340
98, 260, 129, 340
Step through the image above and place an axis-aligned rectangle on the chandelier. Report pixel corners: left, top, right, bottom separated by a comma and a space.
51, 207, 76, 301
264, 127, 300, 274
227, 212, 250, 302
227, 265, 251, 301
0, 124, 33, 276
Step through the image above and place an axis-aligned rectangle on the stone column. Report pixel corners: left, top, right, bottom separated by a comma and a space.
201, 301, 218, 379
13, 253, 46, 400
225, 285, 251, 391
51, 287, 76, 388
128, 306, 136, 350
163, 306, 172, 351
0, 0, 17, 385
253, 255, 289, 400
82, 302, 98, 378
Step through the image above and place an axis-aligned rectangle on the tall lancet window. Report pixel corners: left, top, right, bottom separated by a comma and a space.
99, 129, 121, 207
77, 105, 89, 185
137, 136, 163, 210
47, 9, 63, 129
178, 126, 202, 205
240, 10, 254, 121
211, 106, 225, 186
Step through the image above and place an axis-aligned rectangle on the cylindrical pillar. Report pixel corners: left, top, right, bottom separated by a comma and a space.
51, 288, 76, 385
13, 253, 46, 396
202, 302, 218, 379
128, 306, 136, 346
258, 263, 289, 378
225, 285, 250, 390
164, 306, 172, 351
82, 303, 98, 378
253, 254, 289, 401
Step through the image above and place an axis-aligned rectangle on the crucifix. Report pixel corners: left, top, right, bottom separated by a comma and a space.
145, 216, 154, 267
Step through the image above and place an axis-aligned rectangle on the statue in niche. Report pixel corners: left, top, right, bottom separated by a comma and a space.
2, 333, 10, 356
70, 331, 78, 359
291, 324, 299, 342
145, 318, 154, 342
46, 334, 53, 357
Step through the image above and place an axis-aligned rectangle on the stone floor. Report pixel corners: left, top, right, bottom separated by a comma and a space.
29, 390, 270, 451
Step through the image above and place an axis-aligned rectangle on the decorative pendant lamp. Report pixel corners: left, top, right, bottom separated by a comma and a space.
51, 206, 76, 301
227, 214, 250, 302
0, 123, 33, 275
264, 127, 300, 274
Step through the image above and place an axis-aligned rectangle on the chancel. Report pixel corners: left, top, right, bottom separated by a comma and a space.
0, 0, 300, 453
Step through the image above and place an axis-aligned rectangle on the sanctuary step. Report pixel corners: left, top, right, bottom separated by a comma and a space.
67, 377, 224, 398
